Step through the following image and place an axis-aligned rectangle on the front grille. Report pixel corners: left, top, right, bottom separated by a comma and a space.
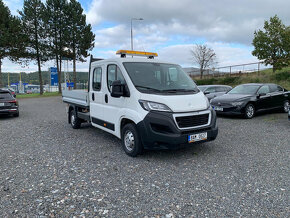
175, 113, 209, 128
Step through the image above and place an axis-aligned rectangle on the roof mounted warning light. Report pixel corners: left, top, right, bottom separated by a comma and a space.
116, 50, 158, 59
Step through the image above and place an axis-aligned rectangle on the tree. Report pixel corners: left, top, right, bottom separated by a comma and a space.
0, 0, 26, 88
252, 15, 290, 72
65, 0, 95, 89
19, 0, 49, 94
191, 44, 217, 79
44, 0, 68, 93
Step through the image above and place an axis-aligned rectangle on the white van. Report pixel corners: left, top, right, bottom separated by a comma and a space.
62, 50, 218, 156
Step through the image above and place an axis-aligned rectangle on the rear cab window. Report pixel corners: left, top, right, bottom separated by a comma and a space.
0, 92, 13, 100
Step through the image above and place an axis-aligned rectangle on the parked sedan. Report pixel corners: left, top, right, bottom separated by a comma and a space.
0, 89, 19, 117
198, 85, 232, 101
210, 83, 290, 119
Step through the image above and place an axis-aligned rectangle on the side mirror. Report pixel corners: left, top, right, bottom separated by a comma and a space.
257, 93, 266, 98
204, 91, 210, 95
111, 80, 124, 98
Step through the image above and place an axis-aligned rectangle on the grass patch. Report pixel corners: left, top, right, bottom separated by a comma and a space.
195, 67, 290, 89
16, 92, 61, 99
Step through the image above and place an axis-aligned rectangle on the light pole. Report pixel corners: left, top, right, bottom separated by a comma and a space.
131, 18, 143, 51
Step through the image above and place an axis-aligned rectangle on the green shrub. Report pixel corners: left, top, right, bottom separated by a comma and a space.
273, 71, 290, 81
195, 78, 218, 85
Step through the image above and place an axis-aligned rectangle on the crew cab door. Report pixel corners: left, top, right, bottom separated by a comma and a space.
90, 65, 104, 126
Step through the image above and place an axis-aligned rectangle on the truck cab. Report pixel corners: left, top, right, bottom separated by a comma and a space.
63, 50, 218, 156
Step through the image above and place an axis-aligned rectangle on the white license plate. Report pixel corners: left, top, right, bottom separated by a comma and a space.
0, 103, 4, 106
213, 106, 223, 111
188, 132, 207, 143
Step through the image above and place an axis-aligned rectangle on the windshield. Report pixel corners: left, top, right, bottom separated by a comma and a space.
123, 62, 199, 94
228, 85, 260, 94
198, 86, 207, 91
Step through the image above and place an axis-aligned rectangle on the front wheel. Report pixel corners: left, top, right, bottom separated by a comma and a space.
121, 123, 143, 157
283, 100, 289, 113
244, 103, 255, 119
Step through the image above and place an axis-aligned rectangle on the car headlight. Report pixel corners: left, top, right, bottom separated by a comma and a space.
231, 101, 244, 106
139, 100, 172, 112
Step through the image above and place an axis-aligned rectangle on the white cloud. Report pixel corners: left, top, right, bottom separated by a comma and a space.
158, 43, 258, 67
87, 0, 290, 44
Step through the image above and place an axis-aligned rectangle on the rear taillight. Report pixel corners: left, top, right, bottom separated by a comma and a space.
9, 100, 17, 105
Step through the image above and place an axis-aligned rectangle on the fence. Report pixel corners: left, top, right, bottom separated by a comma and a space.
187, 61, 272, 79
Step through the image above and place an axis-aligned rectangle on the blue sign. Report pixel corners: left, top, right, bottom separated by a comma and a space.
50, 67, 58, 86
66, 82, 74, 88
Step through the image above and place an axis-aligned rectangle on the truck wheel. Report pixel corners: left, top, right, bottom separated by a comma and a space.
244, 103, 255, 119
70, 109, 81, 129
121, 123, 143, 157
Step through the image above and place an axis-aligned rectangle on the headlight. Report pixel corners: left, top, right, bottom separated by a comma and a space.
139, 100, 172, 112
231, 101, 244, 106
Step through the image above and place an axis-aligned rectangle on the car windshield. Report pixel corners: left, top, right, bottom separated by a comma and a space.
228, 85, 260, 94
197, 86, 207, 91
123, 62, 199, 94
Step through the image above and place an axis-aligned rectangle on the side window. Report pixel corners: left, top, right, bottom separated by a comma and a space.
277, 86, 283, 92
216, 86, 225, 92
206, 87, 216, 93
258, 85, 270, 94
107, 64, 125, 92
93, 67, 102, 91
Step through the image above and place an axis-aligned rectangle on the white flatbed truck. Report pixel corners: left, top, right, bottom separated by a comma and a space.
62, 50, 218, 156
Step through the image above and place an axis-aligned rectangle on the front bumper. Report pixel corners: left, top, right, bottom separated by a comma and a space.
211, 104, 245, 115
136, 109, 218, 150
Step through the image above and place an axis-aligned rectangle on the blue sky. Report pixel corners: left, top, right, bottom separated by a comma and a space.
2, 0, 290, 72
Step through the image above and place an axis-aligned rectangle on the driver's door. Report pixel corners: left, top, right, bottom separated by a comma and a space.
256, 85, 272, 110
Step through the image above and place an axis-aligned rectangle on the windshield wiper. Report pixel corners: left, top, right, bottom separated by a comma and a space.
135, 86, 161, 92
163, 89, 197, 93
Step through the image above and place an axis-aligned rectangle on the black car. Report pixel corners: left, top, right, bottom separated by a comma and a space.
0, 89, 19, 117
198, 85, 232, 101
210, 83, 290, 119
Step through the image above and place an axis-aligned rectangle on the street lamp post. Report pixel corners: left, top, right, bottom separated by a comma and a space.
131, 18, 143, 51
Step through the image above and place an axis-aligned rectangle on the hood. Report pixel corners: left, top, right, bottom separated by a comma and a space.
139, 91, 209, 112
211, 94, 252, 103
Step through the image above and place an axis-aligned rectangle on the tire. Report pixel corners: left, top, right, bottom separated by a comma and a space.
121, 123, 143, 157
70, 109, 81, 129
13, 112, 19, 117
244, 103, 255, 119
283, 100, 289, 113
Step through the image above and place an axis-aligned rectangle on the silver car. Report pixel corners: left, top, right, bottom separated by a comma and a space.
198, 85, 232, 101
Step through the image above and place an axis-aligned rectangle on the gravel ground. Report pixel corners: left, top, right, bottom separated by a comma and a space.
0, 96, 289, 217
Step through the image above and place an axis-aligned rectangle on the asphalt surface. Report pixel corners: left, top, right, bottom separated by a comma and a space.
0, 96, 289, 217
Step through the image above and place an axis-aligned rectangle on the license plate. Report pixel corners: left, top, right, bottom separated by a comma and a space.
188, 132, 207, 143
0, 103, 4, 106
213, 106, 223, 111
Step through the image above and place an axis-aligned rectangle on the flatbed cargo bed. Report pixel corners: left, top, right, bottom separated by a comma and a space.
62, 90, 89, 108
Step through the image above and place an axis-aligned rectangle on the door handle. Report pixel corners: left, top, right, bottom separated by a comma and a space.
92, 93, 95, 101
105, 94, 108, 103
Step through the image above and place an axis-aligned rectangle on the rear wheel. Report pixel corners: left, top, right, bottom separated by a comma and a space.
121, 123, 143, 157
283, 100, 289, 113
244, 103, 255, 119
70, 109, 81, 129
13, 112, 19, 117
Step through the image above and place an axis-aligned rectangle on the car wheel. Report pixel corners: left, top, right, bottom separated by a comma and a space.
121, 123, 143, 157
283, 100, 289, 113
244, 103, 255, 119
13, 112, 19, 117
70, 109, 81, 129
